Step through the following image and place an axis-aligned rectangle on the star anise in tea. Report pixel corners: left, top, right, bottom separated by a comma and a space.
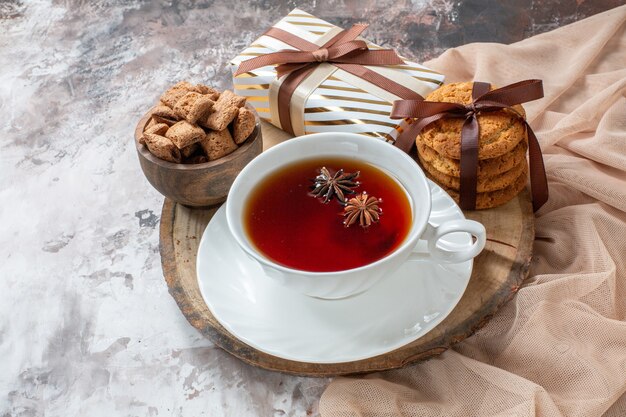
343, 192, 382, 228
310, 167, 360, 204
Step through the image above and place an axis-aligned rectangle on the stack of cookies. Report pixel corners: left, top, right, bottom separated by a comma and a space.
416, 82, 529, 209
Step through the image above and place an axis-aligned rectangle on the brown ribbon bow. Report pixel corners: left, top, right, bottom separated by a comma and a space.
234, 24, 423, 134
391, 80, 549, 211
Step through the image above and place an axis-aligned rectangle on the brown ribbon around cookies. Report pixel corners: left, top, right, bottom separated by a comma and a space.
391, 80, 549, 212
234, 24, 424, 134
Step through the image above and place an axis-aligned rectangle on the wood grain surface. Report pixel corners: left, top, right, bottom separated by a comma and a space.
159, 121, 534, 376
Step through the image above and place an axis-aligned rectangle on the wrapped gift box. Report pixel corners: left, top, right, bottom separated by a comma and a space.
230, 8, 445, 144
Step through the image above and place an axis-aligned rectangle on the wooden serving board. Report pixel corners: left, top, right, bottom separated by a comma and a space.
160, 122, 534, 376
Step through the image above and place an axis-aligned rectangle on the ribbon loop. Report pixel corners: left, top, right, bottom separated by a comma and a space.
390, 100, 465, 120
391, 80, 549, 212
479, 79, 543, 107
234, 24, 405, 78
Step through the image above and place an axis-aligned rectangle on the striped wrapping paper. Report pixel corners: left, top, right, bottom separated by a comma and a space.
230, 8, 445, 143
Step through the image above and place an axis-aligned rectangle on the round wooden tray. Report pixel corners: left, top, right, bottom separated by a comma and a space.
160, 122, 534, 376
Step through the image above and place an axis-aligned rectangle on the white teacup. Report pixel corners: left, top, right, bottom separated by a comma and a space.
226, 133, 486, 299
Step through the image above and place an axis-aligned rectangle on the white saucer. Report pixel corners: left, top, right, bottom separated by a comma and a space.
197, 180, 473, 364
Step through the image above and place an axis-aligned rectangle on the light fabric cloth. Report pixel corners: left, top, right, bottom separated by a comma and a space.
320, 6, 626, 417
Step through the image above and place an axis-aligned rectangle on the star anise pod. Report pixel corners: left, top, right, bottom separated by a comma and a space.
343, 192, 382, 228
310, 167, 360, 204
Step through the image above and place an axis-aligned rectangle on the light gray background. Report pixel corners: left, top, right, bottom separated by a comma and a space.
1, 1, 613, 415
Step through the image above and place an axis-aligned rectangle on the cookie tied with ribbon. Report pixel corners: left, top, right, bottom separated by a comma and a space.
391, 80, 549, 212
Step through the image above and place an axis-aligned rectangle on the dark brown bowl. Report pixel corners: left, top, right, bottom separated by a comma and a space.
134, 104, 263, 207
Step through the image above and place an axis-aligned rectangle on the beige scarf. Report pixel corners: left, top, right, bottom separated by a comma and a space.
320, 6, 626, 416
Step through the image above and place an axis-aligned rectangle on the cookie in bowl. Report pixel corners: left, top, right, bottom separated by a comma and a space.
134, 81, 262, 207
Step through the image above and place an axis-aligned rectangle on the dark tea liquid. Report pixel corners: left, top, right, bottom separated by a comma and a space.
243, 157, 412, 272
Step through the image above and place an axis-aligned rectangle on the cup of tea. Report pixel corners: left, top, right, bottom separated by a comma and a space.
226, 133, 486, 299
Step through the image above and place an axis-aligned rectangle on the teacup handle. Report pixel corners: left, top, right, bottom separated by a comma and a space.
408, 219, 486, 263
